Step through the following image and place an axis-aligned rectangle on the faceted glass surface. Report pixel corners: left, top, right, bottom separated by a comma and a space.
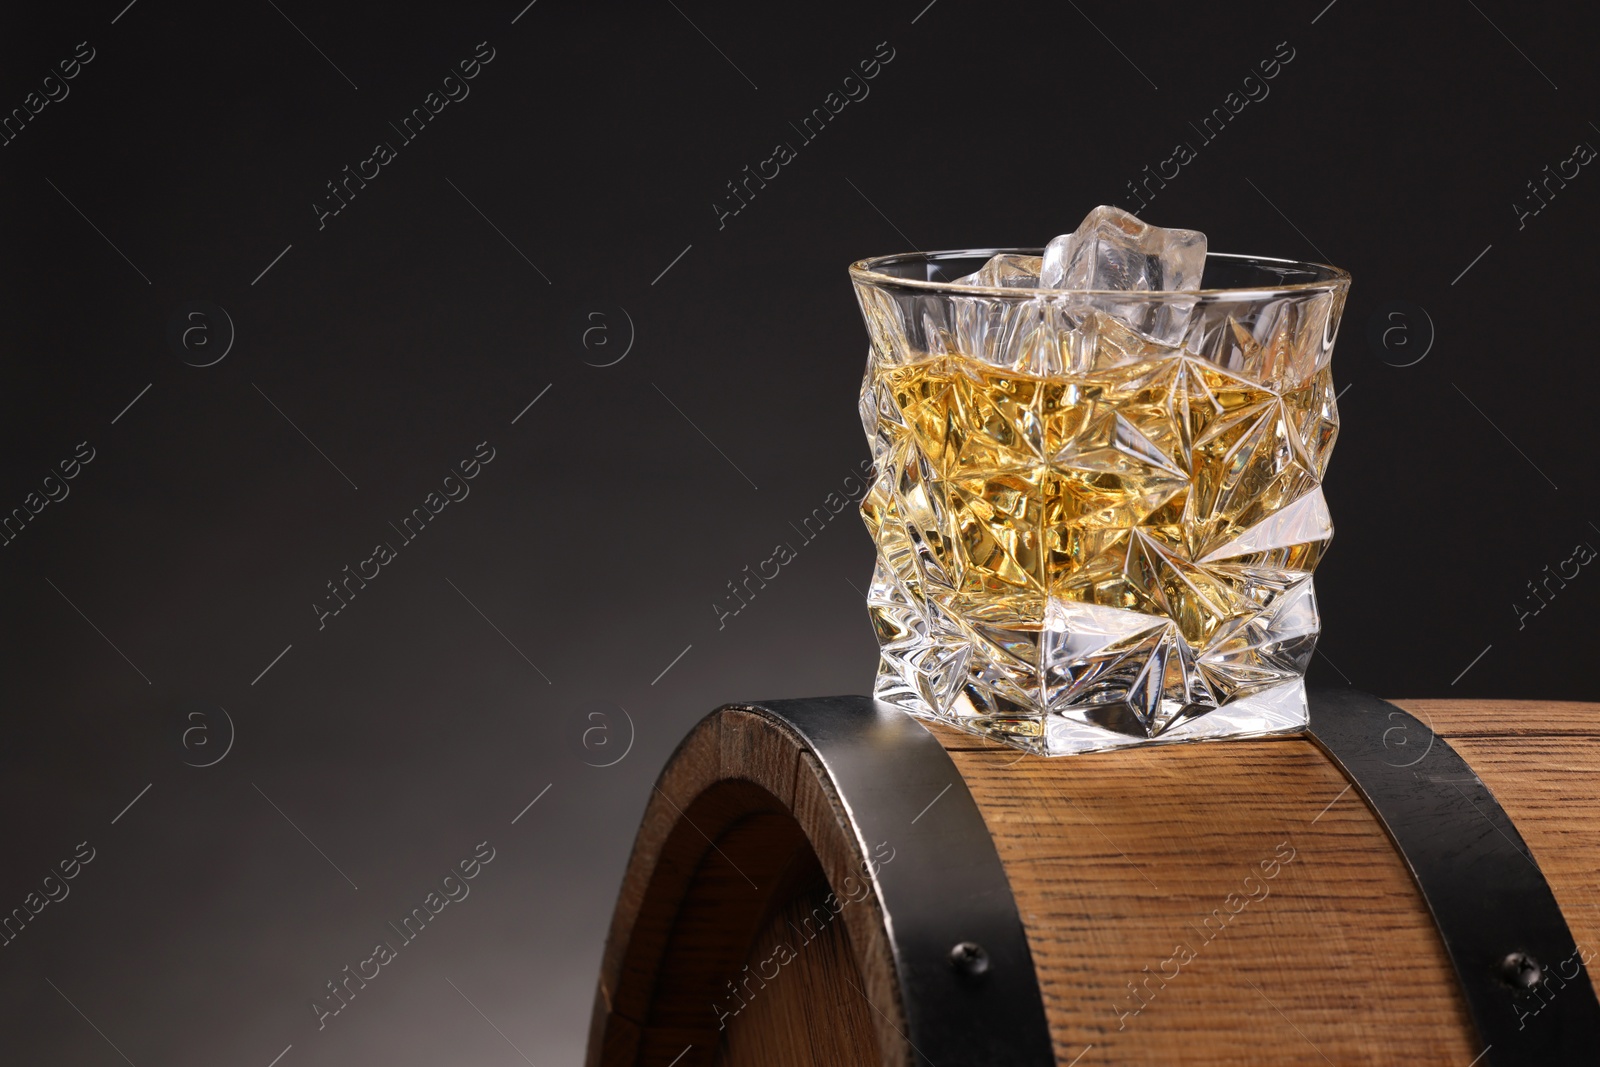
850, 250, 1349, 755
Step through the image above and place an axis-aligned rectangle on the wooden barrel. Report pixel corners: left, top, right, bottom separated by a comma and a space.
585, 694, 1600, 1066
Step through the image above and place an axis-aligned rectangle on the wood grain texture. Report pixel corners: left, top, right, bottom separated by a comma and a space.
587, 709, 907, 1067
589, 699, 1598, 1066
714, 888, 879, 1067
1406, 699, 1600, 986
931, 698, 1599, 1066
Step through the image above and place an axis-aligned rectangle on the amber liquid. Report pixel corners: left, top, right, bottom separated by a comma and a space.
861, 351, 1336, 648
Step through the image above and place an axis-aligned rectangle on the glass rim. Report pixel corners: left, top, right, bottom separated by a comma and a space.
849, 248, 1350, 299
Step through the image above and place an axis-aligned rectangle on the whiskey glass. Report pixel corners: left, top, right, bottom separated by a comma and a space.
852, 250, 1349, 755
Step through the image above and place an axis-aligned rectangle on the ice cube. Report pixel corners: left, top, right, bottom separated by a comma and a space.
953, 253, 1042, 289
1039, 206, 1206, 343
1040, 205, 1206, 292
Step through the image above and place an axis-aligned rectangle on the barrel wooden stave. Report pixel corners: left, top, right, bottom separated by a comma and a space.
716, 889, 878, 1066
590, 699, 1600, 1066
1408, 699, 1600, 961
937, 726, 1479, 1064
590, 709, 906, 1067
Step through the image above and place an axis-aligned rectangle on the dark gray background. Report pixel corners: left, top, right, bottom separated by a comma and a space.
1, 1, 1594, 1063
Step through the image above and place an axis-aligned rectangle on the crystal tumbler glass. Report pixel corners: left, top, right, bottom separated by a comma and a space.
851, 249, 1350, 755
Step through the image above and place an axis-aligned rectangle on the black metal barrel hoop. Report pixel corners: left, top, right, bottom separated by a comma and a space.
1305, 689, 1600, 1066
